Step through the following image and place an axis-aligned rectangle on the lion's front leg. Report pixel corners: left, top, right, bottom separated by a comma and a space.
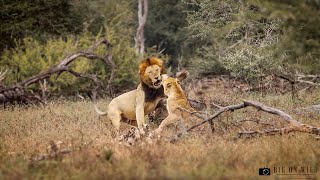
136, 104, 145, 129
135, 90, 146, 130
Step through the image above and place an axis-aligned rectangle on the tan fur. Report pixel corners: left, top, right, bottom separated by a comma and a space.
94, 57, 166, 130
155, 77, 195, 134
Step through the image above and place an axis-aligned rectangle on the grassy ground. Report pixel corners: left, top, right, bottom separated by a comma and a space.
1, 88, 320, 179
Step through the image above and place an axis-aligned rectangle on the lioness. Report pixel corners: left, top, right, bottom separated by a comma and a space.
94, 57, 167, 130
155, 76, 196, 134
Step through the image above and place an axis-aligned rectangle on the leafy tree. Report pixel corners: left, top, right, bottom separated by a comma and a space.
72, 0, 139, 91
185, 0, 320, 81
145, 0, 200, 67
72, 0, 136, 36
251, 0, 320, 74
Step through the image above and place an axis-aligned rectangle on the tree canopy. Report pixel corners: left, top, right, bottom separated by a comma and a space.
185, 0, 320, 76
0, 0, 84, 51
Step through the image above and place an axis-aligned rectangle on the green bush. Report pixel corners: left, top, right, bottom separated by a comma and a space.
0, 32, 138, 95
0, 0, 139, 96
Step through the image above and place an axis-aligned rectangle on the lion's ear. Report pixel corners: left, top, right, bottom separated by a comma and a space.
138, 64, 143, 74
139, 59, 148, 74
161, 67, 167, 74
146, 58, 151, 64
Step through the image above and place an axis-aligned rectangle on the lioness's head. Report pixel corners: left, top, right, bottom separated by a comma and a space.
162, 71, 189, 98
139, 57, 166, 89
161, 77, 183, 98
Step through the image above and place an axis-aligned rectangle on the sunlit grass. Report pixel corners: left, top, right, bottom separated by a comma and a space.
0, 89, 320, 179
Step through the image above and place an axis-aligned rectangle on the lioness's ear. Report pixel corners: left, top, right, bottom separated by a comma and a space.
161, 74, 169, 81
175, 70, 189, 82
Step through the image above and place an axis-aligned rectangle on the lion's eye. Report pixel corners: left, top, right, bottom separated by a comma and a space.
166, 84, 171, 88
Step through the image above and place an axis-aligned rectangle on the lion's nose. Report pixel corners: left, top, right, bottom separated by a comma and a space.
156, 76, 161, 80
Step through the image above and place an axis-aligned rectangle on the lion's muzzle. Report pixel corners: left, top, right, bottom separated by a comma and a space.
154, 79, 161, 87
153, 76, 162, 87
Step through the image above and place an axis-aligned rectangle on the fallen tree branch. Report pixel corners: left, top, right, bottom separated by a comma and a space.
237, 128, 292, 138
0, 38, 115, 105
296, 80, 320, 86
243, 100, 320, 135
186, 103, 245, 132
177, 100, 320, 137
278, 73, 320, 93
296, 74, 320, 79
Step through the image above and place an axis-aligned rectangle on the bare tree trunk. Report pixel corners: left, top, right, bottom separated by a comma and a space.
135, 0, 148, 58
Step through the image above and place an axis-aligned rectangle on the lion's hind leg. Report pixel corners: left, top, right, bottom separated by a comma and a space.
107, 108, 122, 131
155, 115, 179, 136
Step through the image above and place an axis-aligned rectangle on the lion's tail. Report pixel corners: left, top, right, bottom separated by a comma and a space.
94, 104, 108, 116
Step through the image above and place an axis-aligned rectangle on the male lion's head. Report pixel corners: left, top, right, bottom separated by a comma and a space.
139, 57, 166, 89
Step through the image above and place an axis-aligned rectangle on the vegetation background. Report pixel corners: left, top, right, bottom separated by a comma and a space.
1, 0, 319, 94
0, 0, 320, 179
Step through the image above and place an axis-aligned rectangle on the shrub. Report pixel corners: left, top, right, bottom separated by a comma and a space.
0, 32, 138, 95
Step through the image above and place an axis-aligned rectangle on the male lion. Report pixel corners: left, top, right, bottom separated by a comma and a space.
94, 57, 167, 131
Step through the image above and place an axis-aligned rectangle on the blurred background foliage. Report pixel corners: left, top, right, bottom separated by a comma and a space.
0, 0, 319, 95
0, 0, 138, 95
185, 0, 320, 80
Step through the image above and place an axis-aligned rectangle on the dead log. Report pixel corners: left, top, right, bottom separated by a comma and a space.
186, 103, 245, 132
179, 100, 320, 137
0, 38, 115, 105
242, 101, 320, 135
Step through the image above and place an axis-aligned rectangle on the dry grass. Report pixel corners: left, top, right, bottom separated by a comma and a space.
1, 88, 320, 179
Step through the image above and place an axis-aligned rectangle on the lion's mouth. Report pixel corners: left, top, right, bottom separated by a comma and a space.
153, 80, 161, 87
